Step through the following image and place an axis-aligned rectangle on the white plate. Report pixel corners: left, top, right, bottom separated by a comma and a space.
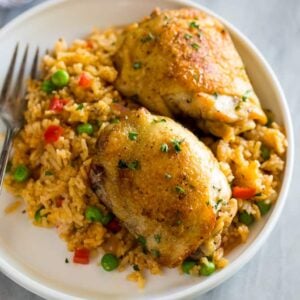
0, 0, 294, 299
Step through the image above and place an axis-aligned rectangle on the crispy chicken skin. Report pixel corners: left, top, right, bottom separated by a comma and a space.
90, 109, 231, 267
114, 9, 267, 139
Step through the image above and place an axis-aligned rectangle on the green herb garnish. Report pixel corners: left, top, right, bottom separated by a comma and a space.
150, 249, 160, 258
154, 234, 161, 243
76, 103, 84, 110
160, 143, 169, 153
214, 199, 223, 210
189, 21, 200, 29
175, 185, 186, 194
152, 118, 167, 124
137, 235, 146, 247
141, 32, 155, 43
110, 117, 120, 124
45, 170, 53, 176
242, 89, 251, 102
128, 160, 140, 170
165, 173, 172, 179
172, 139, 184, 153
261, 144, 271, 161
128, 132, 138, 141
133, 264, 140, 271
184, 33, 192, 40
133, 62, 142, 70
118, 160, 128, 169
191, 43, 200, 50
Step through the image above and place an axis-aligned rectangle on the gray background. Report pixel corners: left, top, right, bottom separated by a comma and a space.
0, 0, 299, 299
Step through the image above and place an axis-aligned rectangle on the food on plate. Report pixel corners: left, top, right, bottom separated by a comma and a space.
90, 108, 231, 267
115, 9, 267, 140
4, 8, 287, 287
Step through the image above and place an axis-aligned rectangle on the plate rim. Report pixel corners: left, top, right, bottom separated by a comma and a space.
0, 0, 294, 299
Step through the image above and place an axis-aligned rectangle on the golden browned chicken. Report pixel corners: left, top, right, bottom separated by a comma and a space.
114, 9, 267, 140
90, 108, 231, 267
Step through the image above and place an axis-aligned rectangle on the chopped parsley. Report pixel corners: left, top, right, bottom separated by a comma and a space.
215, 199, 223, 210
133, 264, 140, 271
171, 139, 184, 153
189, 21, 200, 29
191, 43, 200, 50
128, 160, 140, 170
128, 131, 138, 141
152, 118, 167, 124
65, 258, 69, 264
133, 62, 142, 70
242, 89, 251, 102
255, 192, 262, 197
160, 143, 169, 153
213, 92, 218, 99
165, 173, 172, 180
175, 185, 186, 194
193, 74, 199, 81
261, 144, 271, 161
150, 249, 160, 258
110, 117, 120, 124
141, 32, 155, 43
76, 103, 84, 110
212, 185, 221, 192
175, 219, 182, 226
184, 33, 192, 40
118, 160, 128, 169
137, 235, 146, 247
235, 102, 241, 110
154, 234, 161, 243
44, 170, 53, 176
118, 159, 140, 170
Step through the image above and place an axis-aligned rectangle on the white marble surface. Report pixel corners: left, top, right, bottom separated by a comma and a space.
0, 0, 299, 299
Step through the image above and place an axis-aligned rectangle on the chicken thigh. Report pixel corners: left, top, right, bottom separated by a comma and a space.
114, 9, 267, 140
90, 108, 231, 267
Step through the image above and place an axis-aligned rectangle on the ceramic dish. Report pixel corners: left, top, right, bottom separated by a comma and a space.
0, 0, 294, 299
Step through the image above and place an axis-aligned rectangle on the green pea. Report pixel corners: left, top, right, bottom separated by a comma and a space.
85, 206, 113, 225
257, 201, 272, 215
76, 123, 94, 135
13, 165, 29, 182
85, 206, 102, 222
51, 70, 69, 88
261, 145, 271, 161
34, 207, 44, 222
41, 80, 56, 94
239, 211, 254, 226
100, 253, 119, 271
200, 261, 215, 276
182, 259, 196, 274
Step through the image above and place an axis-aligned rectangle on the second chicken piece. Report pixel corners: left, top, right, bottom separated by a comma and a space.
90, 108, 231, 267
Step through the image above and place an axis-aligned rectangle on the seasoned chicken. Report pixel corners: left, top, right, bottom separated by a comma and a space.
114, 9, 267, 140
90, 108, 231, 267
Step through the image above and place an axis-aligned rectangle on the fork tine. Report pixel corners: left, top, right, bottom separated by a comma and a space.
31, 47, 39, 79
0, 43, 19, 102
12, 44, 29, 100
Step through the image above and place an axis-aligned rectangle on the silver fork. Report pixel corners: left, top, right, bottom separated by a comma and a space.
0, 44, 39, 190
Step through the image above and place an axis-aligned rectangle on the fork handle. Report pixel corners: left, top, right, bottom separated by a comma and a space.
0, 126, 15, 191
